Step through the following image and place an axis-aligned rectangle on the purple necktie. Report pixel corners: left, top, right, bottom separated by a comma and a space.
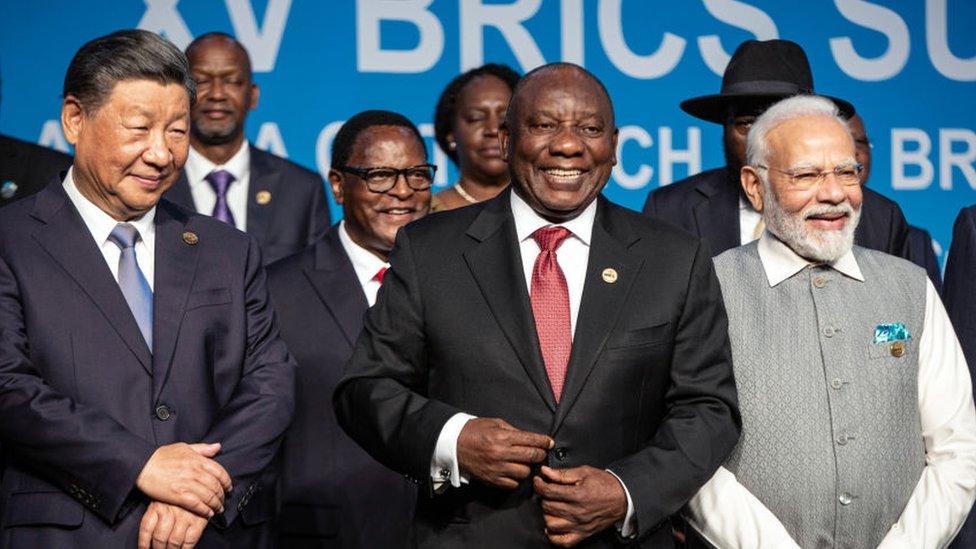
205, 169, 236, 226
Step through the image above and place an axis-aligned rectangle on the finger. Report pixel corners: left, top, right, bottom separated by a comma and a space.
533, 475, 577, 502
178, 489, 215, 518
501, 444, 548, 464
198, 459, 232, 492
488, 474, 520, 490
504, 429, 554, 450
168, 514, 190, 548
544, 513, 576, 534
541, 498, 577, 520
540, 465, 584, 485
183, 519, 206, 549
139, 507, 159, 549
187, 442, 221, 457
186, 479, 222, 514
549, 532, 584, 548
198, 475, 225, 508
500, 462, 532, 482
153, 507, 176, 549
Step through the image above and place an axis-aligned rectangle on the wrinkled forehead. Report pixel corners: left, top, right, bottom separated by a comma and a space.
769, 115, 856, 166
511, 68, 614, 123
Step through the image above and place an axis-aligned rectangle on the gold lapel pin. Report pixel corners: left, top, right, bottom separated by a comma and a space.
890, 340, 905, 358
602, 268, 618, 284
182, 231, 199, 245
255, 190, 272, 205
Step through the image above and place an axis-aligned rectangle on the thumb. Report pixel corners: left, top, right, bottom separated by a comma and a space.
188, 442, 221, 457
540, 465, 581, 485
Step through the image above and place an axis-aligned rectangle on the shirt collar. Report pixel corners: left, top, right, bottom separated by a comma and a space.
510, 190, 597, 246
338, 220, 389, 287
185, 140, 250, 187
757, 229, 864, 287
62, 167, 156, 248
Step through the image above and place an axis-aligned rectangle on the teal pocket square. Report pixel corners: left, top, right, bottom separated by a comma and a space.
875, 323, 911, 344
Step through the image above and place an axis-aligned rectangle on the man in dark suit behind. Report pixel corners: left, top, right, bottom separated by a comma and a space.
0, 135, 72, 206
642, 40, 909, 260
0, 30, 294, 548
268, 110, 430, 547
163, 32, 329, 264
944, 204, 976, 548
334, 63, 740, 547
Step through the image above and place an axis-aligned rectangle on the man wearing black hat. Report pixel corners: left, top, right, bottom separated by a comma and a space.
642, 39, 910, 259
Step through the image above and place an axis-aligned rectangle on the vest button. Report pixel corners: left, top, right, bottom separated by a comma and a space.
838, 492, 854, 505
830, 378, 843, 390
154, 405, 172, 421
823, 326, 836, 337
813, 276, 827, 288
553, 447, 568, 461
836, 434, 848, 445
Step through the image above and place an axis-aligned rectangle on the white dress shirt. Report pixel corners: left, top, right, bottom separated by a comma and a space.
429, 192, 638, 537
337, 220, 389, 307
63, 168, 156, 289
686, 230, 976, 549
739, 194, 763, 245
184, 141, 251, 231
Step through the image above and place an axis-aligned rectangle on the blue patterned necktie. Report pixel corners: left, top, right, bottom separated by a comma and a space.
108, 223, 153, 350
206, 169, 236, 226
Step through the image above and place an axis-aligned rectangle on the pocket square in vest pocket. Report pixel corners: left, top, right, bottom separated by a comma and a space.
874, 323, 911, 344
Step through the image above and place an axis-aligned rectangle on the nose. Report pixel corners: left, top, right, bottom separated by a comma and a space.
208, 79, 227, 100
143, 129, 174, 168
816, 172, 848, 204
386, 172, 415, 199
484, 112, 501, 137
548, 125, 584, 157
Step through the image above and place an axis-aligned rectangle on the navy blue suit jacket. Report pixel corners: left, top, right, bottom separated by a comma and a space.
267, 225, 414, 548
164, 146, 330, 264
642, 166, 911, 259
0, 179, 295, 547
944, 205, 976, 549
0, 134, 72, 206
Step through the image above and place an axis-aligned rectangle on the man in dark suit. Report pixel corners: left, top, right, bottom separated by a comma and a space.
267, 110, 430, 547
162, 32, 329, 264
334, 63, 740, 547
944, 204, 976, 549
0, 30, 294, 548
642, 40, 909, 260
0, 135, 72, 206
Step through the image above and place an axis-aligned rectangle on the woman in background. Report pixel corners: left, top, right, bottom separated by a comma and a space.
432, 63, 519, 211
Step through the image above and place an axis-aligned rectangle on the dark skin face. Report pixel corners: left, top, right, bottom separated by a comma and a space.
328, 125, 431, 262
187, 36, 258, 164
450, 74, 512, 187
847, 114, 872, 184
722, 98, 776, 176
499, 66, 618, 223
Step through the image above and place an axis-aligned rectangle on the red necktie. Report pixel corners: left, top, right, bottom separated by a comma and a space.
530, 226, 573, 402
374, 267, 388, 284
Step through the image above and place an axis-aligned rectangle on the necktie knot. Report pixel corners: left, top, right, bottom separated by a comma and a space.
206, 169, 235, 195
108, 223, 140, 250
532, 226, 571, 253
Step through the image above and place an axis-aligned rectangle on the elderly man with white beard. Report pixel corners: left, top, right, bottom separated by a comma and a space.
684, 95, 976, 549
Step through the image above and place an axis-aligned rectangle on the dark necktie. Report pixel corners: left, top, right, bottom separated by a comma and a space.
108, 223, 153, 350
530, 226, 573, 402
206, 169, 236, 226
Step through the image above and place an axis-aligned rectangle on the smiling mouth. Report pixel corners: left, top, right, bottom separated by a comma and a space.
541, 168, 585, 184
806, 211, 849, 229
379, 207, 416, 216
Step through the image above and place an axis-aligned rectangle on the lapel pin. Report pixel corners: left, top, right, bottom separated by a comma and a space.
890, 340, 905, 358
1, 180, 17, 199
255, 190, 272, 205
182, 231, 199, 245
601, 268, 618, 284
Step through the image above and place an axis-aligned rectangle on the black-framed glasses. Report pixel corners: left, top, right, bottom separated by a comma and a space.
756, 162, 863, 190
335, 164, 437, 193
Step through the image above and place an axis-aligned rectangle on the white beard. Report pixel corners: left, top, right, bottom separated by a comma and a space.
763, 187, 860, 263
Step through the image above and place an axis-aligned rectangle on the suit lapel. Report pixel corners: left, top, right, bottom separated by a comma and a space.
463, 192, 556, 412
164, 171, 197, 211
553, 198, 643, 431
304, 226, 368, 346
150, 200, 200, 400
245, 147, 281, 247
693, 168, 740, 255
30, 182, 152, 372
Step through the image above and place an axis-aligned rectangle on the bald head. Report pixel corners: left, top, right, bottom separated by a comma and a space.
505, 63, 614, 131
186, 33, 252, 78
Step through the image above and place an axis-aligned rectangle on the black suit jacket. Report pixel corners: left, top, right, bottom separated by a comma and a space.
0, 134, 72, 206
642, 166, 910, 258
905, 225, 942, 292
267, 225, 415, 548
0, 179, 295, 547
164, 145, 330, 264
334, 190, 741, 547
945, 205, 976, 549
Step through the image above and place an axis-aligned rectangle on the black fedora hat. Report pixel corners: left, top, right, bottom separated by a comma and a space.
680, 39, 855, 124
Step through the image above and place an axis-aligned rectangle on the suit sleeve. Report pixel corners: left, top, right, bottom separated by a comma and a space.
606, 240, 741, 537
203, 237, 297, 528
333, 228, 462, 495
0, 252, 156, 524
306, 173, 330, 247
888, 199, 911, 259
944, 207, 976, 374
641, 187, 659, 217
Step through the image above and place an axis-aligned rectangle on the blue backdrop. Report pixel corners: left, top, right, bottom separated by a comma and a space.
1, 1, 974, 268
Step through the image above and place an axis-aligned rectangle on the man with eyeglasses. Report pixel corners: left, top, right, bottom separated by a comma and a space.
684, 95, 976, 548
266, 110, 430, 547
642, 39, 911, 262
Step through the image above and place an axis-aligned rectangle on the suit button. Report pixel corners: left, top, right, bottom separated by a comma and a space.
839, 492, 854, 506
154, 405, 172, 421
813, 276, 827, 288
830, 378, 843, 390
553, 447, 568, 461
823, 326, 836, 337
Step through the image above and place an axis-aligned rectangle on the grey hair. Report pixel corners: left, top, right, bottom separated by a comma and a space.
745, 95, 848, 168
63, 29, 195, 113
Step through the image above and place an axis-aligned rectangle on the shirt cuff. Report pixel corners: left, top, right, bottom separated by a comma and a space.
430, 412, 477, 492
607, 469, 637, 538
